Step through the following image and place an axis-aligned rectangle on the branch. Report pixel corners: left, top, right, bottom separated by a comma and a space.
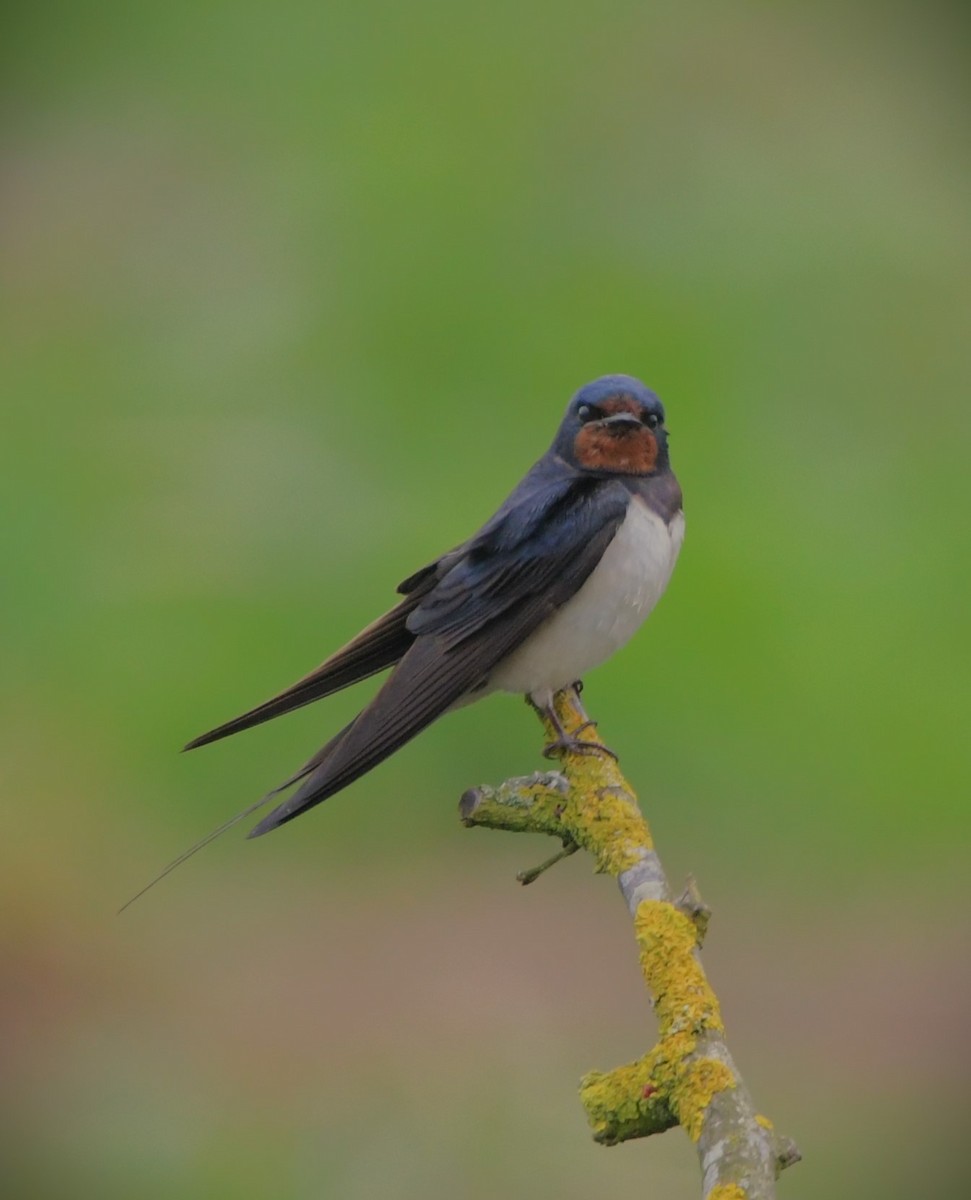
459, 687, 801, 1199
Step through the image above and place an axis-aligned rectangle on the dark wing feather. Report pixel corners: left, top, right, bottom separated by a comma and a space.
248, 475, 630, 836
184, 590, 430, 751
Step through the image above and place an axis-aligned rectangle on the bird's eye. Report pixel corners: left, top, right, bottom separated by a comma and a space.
644, 413, 660, 430
577, 404, 593, 422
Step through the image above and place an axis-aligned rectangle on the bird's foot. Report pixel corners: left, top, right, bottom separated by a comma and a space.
542, 720, 618, 761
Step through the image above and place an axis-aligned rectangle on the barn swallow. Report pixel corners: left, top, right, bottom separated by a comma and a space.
123, 374, 683, 907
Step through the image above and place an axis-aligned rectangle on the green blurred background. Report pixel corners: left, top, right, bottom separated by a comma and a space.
3, 2, 968, 1197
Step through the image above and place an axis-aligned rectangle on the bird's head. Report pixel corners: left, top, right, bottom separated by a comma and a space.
553, 375, 670, 476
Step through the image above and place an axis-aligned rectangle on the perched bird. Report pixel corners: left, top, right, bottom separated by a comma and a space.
123, 374, 683, 906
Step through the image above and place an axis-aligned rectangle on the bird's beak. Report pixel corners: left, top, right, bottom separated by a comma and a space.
598, 412, 643, 433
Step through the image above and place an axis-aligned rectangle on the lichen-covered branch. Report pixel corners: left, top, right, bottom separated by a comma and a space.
459, 687, 800, 1199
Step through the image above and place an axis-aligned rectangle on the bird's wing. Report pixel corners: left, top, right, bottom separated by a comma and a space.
248, 477, 631, 836
183, 588, 432, 751
184, 457, 581, 751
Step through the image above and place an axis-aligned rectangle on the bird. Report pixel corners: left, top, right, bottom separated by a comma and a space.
122, 374, 683, 908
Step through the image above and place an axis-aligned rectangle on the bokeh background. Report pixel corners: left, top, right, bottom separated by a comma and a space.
3, 2, 969, 1197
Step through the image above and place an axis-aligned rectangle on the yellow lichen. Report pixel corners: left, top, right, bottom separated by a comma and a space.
673, 1056, 736, 1141
707, 1185, 748, 1200
463, 776, 565, 835
755, 1113, 774, 1130
541, 690, 654, 874
638, 1029, 691, 1097
635, 901, 722, 1035
579, 1041, 734, 1145
579, 903, 733, 1142
579, 1054, 675, 1143
563, 779, 652, 874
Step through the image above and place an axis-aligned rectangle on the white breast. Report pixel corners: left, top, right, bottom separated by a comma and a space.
487, 499, 685, 706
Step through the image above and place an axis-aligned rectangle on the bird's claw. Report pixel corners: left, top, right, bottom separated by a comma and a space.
541, 719, 618, 761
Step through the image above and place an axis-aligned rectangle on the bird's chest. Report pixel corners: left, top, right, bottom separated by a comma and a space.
490, 499, 685, 700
